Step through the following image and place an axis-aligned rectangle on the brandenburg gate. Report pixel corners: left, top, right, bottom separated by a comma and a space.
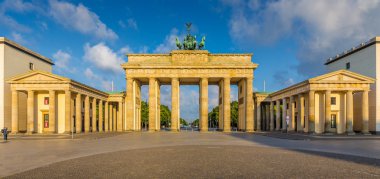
122, 50, 257, 132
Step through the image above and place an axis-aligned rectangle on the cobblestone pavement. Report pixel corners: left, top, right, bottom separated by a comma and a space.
1, 132, 380, 178
6, 145, 380, 179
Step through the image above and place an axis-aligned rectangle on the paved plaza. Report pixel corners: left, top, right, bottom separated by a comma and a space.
1, 132, 380, 178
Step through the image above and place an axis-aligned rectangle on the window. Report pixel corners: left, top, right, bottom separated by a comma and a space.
331, 114, 337, 128
346, 62, 350, 70
83, 101, 85, 108
286, 103, 289, 109
294, 102, 297, 108
331, 97, 336, 105
44, 97, 49, 105
29, 63, 34, 70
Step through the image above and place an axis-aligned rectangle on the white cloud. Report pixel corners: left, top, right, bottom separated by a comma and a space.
224, 0, 380, 76
49, 0, 118, 40
84, 68, 113, 91
53, 50, 70, 68
10, 32, 26, 44
127, 18, 138, 30
154, 28, 183, 53
0, 0, 36, 32
83, 42, 125, 74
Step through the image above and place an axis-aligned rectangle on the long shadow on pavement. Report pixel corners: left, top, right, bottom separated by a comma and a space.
226, 132, 380, 167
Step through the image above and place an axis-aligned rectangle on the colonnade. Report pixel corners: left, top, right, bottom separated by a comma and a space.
258, 90, 370, 134
126, 77, 254, 132
11, 90, 123, 134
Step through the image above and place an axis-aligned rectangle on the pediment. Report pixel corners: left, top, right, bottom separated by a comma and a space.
309, 70, 375, 83
7, 71, 69, 83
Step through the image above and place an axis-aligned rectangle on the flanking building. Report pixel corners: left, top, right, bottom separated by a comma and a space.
255, 70, 374, 134
325, 37, 380, 133
0, 37, 53, 130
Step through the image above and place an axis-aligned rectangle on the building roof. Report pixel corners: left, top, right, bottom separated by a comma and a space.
6, 70, 108, 97
324, 36, 380, 65
0, 37, 54, 65
269, 69, 375, 99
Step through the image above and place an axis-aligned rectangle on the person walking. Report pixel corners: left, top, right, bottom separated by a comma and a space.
1, 127, 8, 141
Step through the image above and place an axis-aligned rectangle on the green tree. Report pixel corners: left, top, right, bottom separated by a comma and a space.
207, 100, 239, 128
180, 118, 188, 126
192, 119, 199, 127
160, 105, 171, 127
141, 101, 149, 129
230, 101, 239, 127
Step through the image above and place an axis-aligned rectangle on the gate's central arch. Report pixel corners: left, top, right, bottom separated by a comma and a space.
122, 50, 257, 132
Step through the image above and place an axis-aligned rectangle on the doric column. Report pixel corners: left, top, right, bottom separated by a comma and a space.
105, 101, 109, 131
315, 92, 323, 134
307, 91, 315, 133
27, 90, 35, 133
289, 96, 294, 131
117, 101, 123, 131
246, 77, 254, 132
297, 94, 304, 132
282, 98, 287, 131
11, 90, 19, 133
64, 90, 71, 133
171, 78, 180, 131
49, 90, 56, 133
324, 90, 331, 134
92, 98, 97, 132
113, 103, 117, 131
276, 100, 281, 131
75, 93, 82, 133
346, 90, 354, 133
362, 90, 369, 134
270, 101, 274, 131
266, 104, 269, 130
200, 78, 208, 132
256, 101, 261, 131
223, 77, 231, 132
99, 100, 103, 132
149, 78, 157, 131
84, 95, 90, 132
110, 103, 114, 131
126, 78, 134, 131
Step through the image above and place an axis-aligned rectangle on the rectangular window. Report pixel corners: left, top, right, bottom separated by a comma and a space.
286, 103, 289, 109
29, 62, 34, 70
294, 102, 297, 108
44, 97, 49, 105
331, 97, 336, 105
331, 114, 337, 128
346, 62, 350, 70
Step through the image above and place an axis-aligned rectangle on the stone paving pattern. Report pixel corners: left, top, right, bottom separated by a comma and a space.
1, 132, 380, 178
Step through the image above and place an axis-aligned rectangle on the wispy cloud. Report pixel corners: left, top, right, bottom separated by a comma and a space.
223, 0, 380, 77
83, 42, 125, 74
49, 0, 118, 40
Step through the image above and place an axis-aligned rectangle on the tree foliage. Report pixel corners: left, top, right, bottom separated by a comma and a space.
207, 100, 239, 128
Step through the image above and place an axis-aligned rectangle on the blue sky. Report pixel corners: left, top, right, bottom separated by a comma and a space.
2, 0, 380, 121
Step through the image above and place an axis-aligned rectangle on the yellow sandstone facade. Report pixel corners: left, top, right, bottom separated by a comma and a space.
2, 37, 377, 135
122, 50, 257, 132
255, 70, 375, 134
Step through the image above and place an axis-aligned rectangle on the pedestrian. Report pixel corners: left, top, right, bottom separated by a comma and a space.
1, 127, 8, 141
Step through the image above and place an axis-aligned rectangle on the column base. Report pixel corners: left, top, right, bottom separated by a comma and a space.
200, 128, 208, 132
362, 131, 371, 135
347, 132, 356, 136
223, 129, 231, 133
245, 129, 254, 133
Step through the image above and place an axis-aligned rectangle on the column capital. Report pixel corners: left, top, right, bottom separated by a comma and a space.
171, 77, 179, 81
